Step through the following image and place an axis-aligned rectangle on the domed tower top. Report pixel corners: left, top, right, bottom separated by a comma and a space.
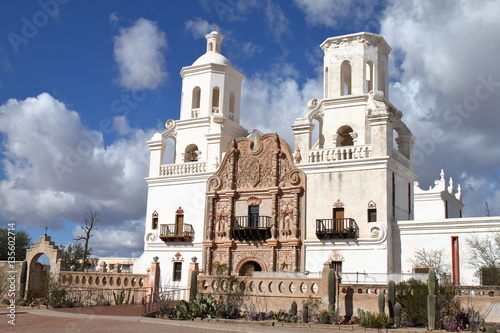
192, 31, 232, 67
321, 32, 391, 99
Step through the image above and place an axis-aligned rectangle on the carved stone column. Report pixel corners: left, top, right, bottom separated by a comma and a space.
227, 191, 236, 240
205, 246, 212, 275
271, 192, 278, 239
292, 246, 298, 272
207, 196, 215, 241
292, 191, 300, 238
272, 149, 279, 187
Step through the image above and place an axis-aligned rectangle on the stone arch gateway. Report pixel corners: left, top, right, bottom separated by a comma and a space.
24, 235, 64, 298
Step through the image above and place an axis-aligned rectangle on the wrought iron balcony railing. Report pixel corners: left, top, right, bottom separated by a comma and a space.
159, 223, 194, 242
230, 216, 272, 241
316, 218, 358, 240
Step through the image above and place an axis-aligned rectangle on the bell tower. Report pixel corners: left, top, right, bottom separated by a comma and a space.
166, 30, 247, 171
292, 32, 416, 276
322, 32, 391, 99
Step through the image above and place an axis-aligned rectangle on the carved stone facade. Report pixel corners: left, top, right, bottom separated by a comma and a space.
204, 133, 306, 275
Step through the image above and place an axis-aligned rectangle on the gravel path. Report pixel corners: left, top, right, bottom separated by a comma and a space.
0, 307, 358, 333
1, 306, 432, 333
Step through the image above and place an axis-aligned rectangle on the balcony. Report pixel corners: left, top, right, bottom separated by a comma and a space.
230, 216, 272, 241
316, 218, 358, 240
160, 161, 207, 176
308, 145, 371, 163
159, 223, 194, 242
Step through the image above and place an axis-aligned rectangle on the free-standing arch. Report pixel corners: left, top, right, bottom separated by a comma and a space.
25, 235, 64, 298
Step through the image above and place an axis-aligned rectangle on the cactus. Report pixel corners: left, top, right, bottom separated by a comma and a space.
387, 280, 396, 318
189, 270, 198, 302
328, 269, 337, 313
394, 302, 402, 327
113, 288, 131, 305
302, 302, 309, 323
378, 293, 385, 314
124, 288, 131, 305
291, 301, 297, 316
19, 260, 27, 299
427, 270, 437, 330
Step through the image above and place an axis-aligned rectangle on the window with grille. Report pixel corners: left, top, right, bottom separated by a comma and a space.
173, 262, 182, 281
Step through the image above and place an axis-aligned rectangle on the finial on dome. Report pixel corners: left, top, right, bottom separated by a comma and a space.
206, 28, 223, 54
211, 22, 219, 33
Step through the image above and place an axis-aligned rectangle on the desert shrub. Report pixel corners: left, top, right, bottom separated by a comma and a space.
397, 278, 460, 328
270, 309, 299, 323
358, 309, 394, 329
175, 294, 217, 319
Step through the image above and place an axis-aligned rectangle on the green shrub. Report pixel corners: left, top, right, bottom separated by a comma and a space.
397, 278, 459, 328
358, 310, 394, 329
397, 278, 428, 326
175, 294, 217, 319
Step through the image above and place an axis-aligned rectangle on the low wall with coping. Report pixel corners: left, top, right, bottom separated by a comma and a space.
198, 270, 500, 322
60, 271, 148, 290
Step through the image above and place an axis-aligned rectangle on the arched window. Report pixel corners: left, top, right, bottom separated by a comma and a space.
212, 87, 220, 113
208, 42, 213, 52
366, 61, 374, 93
341, 60, 352, 96
393, 129, 399, 150
324, 67, 329, 97
152, 211, 158, 230
229, 91, 235, 120
184, 144, 200, 162
336, 125, 354, 146
191, 87, 201, 117
311, 117, 324, 149
163, 137, 176, 164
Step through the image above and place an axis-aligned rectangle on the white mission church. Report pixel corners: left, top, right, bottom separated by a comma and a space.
132, 30, 500, 288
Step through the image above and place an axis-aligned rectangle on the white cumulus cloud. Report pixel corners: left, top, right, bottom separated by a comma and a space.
294, 0, 381, 30
185, 18, 212, 39
380, 0, 500, 217
0, 93, 155, 255
113, 18, 167, 91
241, 62, 323, 144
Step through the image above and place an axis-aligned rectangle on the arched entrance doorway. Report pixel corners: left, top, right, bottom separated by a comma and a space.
28, 254, 51, 297
24, 235, 64, 299
238, 261, 262, 276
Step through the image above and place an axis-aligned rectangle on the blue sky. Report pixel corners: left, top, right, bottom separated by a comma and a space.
1, 0, 500, 258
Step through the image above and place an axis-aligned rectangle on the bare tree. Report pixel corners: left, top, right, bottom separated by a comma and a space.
75, 211, 100, 272
466, 233, 500, 269
466, 233, 500, 284
409, 248, 450, 278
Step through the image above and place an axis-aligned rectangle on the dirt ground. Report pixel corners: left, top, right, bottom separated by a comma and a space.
0, 306, 365, 333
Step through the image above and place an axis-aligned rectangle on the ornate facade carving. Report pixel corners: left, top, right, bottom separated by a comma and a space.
279, 199, 294, 236
215, 202, 230, 238
333, 199, 344, 208
278, 250, 293, 271
232, 249, 273, 272
212, 250, 228, 264
172, 252, 184, 262
205, 133, 306, 274
247, 196, 262, 206
328, 250, 345, 262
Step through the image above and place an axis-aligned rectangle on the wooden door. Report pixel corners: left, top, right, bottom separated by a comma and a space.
333, 208, 344, 231
175, 214, 184, 236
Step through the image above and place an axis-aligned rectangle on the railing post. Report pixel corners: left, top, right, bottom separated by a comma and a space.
146, 259, 161, 296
